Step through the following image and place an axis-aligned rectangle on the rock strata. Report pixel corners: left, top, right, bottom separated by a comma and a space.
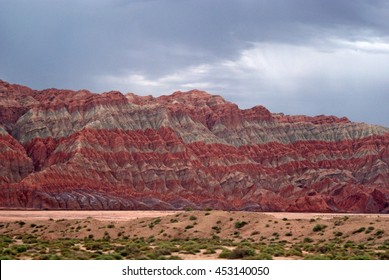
1, 80, 388, 212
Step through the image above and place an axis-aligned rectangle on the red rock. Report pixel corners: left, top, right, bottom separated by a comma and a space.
273, 113, 350, 124
0, 80, 388, 212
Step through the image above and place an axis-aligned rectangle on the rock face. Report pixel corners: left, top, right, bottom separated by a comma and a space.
1, 80, 389, 212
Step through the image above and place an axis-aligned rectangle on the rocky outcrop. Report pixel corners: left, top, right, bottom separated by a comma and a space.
1, 80, 389, 212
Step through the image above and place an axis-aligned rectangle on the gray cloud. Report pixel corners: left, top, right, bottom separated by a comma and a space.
1, 0, 388, 126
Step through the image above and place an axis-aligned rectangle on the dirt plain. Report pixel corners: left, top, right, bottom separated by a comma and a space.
0, 210, 388, 260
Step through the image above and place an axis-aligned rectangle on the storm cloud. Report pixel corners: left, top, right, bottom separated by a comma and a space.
1, 0, 389, 126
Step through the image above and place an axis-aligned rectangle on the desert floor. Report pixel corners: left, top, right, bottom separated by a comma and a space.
0, 210, 388, 260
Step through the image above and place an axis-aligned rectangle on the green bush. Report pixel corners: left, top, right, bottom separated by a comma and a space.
254, 253, 273, 260
218, 249, 232, 258
212, 226, 221, 233
153, 248, 172, 256
350, 254, 372, 260
303, 237, 314, 243
15, 245, 27, 253
220, 247, 256, 259
203, 248, 216, 254
352, 227, 365, 234
375, 230, 384, 236
344, 241, 356, 249
235, 221, 248, 229
365, 226, 374, 234
262, 244, 285, 257
304, 254, 331, 260
95, 254, 122, 260
312, 224, 327, 232
286, 248, 303, 257
2, 248, 15, 256
17, 221, 26, 227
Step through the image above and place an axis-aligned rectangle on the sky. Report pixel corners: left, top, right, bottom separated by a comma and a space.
1, 0, 389, 127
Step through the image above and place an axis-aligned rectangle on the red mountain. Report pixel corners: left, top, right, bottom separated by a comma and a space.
1, 80, 388, 212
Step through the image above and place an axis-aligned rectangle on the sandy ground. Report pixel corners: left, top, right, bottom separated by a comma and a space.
1, 211, 388, 243
1, 210, 388, 260
267, 212, 385, 219
0, 210, 181, 221
0, 210, 385, 221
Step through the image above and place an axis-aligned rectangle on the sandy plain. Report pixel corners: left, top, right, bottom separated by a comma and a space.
0, 210, 181, 222
0, 210, 384, 221
0, 210, 388, 260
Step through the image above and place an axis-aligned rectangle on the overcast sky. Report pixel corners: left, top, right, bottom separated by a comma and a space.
1, 0, 389, 126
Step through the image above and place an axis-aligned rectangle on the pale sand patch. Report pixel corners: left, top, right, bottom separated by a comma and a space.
0, 210, 387, 223
174, 249, 224, 260
0, 210, 182, 221
267, 212, 387, 220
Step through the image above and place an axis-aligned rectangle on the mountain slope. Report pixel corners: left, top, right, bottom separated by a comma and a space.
1, 80, 389, 212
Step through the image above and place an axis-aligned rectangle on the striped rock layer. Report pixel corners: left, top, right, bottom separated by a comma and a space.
1, 80, 389, 212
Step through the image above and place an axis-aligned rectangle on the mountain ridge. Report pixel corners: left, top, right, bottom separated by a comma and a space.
1, 80, 388, 212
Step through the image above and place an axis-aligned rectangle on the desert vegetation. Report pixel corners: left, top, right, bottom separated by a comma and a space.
0, 211, 388, 260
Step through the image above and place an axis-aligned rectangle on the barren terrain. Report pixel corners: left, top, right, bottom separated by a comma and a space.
0, 211, 388, 260
2, 80, 389, 213
0, 210, 180, 222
